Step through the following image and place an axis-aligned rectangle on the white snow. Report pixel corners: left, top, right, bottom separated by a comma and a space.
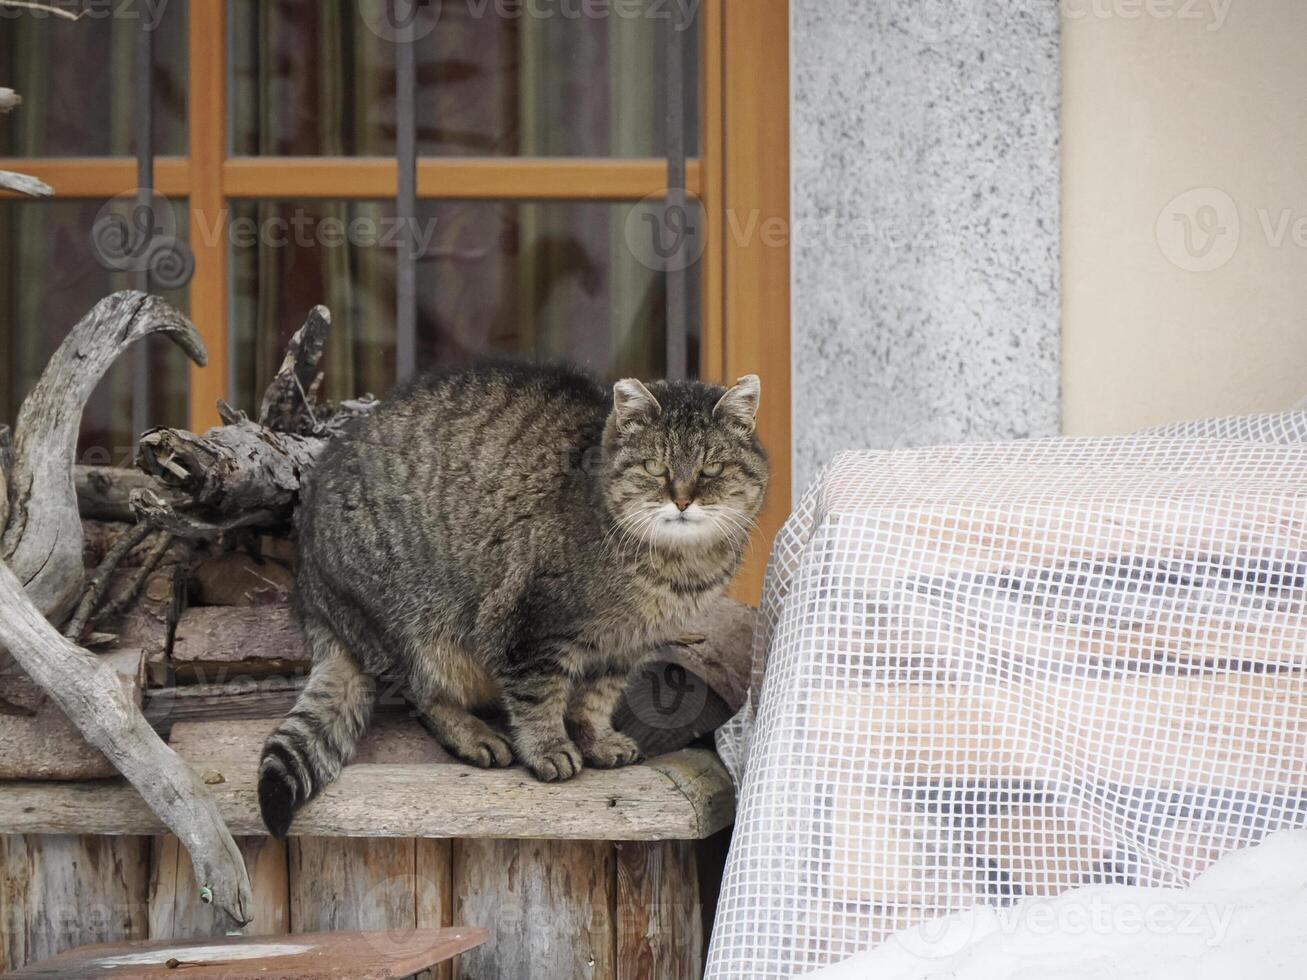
805, 829, 1307, 980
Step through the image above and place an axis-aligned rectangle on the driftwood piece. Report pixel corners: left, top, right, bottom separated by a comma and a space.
65, 523, 154, 640
0, 747, 735, 841
259, 305, 330, 433
0, 291, 249, 924
0, 170, 51, 197
2, 291, 206, 621
150, 834, 290, 940
76, 465, 182, 522
0, 649, 142, 780
0, 562, 252, 924
136, 422, 326, 527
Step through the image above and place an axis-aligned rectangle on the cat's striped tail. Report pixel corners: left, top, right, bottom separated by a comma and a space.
258, 641, 375, 838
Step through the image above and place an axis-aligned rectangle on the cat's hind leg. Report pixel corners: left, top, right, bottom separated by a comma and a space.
406, 640, 514, 769
417, 699, 514, 769
567, 668, 642, 769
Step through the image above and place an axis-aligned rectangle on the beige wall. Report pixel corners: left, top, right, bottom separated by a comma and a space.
1063, 0, 1307, 435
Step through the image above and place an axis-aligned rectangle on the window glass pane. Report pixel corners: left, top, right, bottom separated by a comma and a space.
0, 1, 188, 157
229, 199, 700, 412
229, 0, 698, 157
0, 200, 190, 463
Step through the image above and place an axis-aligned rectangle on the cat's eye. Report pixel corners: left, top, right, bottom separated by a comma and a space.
701, 461, 725, 478
643, 460, 667, 477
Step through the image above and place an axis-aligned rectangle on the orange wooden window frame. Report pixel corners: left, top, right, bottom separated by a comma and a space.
0, 0, 789, 599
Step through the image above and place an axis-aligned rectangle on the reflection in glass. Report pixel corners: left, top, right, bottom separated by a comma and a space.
0, 201, 190, 461
0, 1, 188, 157
229, 0, 698, 157
229, 199, 700, 413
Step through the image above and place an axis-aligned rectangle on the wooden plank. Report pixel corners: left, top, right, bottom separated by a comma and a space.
168, 718, 454, 767
221, 157, 702, 202
723, 0, 791, 605
415, 839, 455, 980
1, 834, 150, 973
148, 835, 288, 940
170, 605, 308, 680
453, 839, 615, 980
813, 672, 1307, 791
143, 677, 306, 731
0, 750, 734, 841
614, 841, 702, 980
189, 552, 294, 607
186, 0, 228, 432
8, 928, 487, 979
289, 838, 417, 932
0, 158, 190, 199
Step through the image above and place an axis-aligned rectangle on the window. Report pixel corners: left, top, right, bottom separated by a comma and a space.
0, 0, 788, 598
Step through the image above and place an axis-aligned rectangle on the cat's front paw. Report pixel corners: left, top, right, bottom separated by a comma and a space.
521, 738, 584, 782
580, 730, 642, 769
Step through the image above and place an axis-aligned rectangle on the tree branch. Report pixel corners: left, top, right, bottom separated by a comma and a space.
0, 561, 252, 926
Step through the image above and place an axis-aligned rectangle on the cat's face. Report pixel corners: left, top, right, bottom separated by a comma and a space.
601, 375, 768, 552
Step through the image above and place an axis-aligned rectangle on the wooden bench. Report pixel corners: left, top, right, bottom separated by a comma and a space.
0, 719, 735, 979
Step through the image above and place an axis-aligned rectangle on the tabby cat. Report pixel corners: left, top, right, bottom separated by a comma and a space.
258, 362, 767, 838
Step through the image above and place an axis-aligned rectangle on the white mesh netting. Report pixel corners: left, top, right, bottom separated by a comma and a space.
706, 413, 1307, 978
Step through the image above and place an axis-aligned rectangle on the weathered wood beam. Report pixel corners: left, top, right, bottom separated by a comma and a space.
0, 748, 735, 841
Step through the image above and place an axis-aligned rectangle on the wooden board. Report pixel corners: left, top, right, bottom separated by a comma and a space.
812, 672, 1307, 792
170, 605, 308, 680
614, 841, 703, 980
1, 834, 150, 973
0, 749, 734, 841
148, 835, 288, 940
452, 839, 615, 980
7, 927, 487, 979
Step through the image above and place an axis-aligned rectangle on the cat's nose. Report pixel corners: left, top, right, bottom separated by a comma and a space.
674, 496, 692, 512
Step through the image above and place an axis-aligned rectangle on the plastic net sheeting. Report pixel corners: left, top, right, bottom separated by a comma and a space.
706, 417, 1307, 979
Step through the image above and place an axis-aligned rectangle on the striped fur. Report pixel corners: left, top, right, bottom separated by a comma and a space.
257, 362, 767, 837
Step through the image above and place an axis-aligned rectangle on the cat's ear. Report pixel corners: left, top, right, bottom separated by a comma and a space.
613, 379, 662, 432
714, 375, 761, 434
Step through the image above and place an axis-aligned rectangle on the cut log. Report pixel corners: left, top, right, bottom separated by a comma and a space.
171, 604, 308, 680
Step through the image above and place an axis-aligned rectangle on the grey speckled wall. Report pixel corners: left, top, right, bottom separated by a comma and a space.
790, 1, 1061, 493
